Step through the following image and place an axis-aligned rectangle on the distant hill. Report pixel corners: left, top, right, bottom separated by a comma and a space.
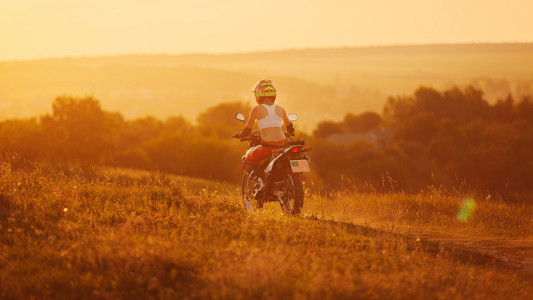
2, 43, 533, 131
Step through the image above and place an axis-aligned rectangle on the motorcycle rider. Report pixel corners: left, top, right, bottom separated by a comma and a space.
238, 79, 295, 190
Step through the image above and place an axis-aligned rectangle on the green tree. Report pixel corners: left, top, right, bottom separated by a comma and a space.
196, 102, 252, 138
0, 118, 43, 160
313, 121, 343, 138
41, 96, 118, 163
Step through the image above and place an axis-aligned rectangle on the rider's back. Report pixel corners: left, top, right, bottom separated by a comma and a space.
256, 103, 286, 143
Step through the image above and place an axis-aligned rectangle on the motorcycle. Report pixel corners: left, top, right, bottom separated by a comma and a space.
233, 113, 312, 215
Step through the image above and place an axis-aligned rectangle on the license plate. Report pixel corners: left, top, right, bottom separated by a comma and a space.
290, 160, 310, 173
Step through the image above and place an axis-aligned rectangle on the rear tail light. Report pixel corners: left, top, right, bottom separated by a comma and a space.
291, 147, 301, 153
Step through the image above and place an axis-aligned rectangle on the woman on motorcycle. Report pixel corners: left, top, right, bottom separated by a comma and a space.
239, 79, 295, 171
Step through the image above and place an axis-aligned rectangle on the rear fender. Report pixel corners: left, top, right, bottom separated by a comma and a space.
242, 145, 261, 161
264, 145, 300, 173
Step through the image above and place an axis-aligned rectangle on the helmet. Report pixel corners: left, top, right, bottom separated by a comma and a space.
252, 80, 277, 99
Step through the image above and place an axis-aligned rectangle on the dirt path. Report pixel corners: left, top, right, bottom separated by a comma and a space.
395, 227, 533, 272
312, 216, 533, 280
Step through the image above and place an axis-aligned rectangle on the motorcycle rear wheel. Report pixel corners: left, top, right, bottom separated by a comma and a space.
242, 171, 263, 212
279, 173, 304, 215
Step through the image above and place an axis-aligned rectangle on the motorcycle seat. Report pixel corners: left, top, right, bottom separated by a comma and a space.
281, 140, 305, 147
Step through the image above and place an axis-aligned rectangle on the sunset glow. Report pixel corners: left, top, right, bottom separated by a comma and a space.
1, 0, 533, 61
2, 1, 533, 298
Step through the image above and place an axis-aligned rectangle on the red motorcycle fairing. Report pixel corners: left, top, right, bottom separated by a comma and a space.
241, 141, 285, 171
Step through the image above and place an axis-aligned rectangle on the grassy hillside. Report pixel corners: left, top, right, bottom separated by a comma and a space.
1, 160, 532, 299
2, 43, 533, 130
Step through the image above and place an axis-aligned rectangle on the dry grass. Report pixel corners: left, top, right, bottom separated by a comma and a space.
304, 185, 533, 238
1, 162, 532, 299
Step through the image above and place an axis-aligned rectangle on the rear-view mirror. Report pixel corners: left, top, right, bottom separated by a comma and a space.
235, 113, 245, 122
288, 114, 298, 122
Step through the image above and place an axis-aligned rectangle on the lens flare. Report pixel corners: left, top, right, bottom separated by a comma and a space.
457, 197, 476, 222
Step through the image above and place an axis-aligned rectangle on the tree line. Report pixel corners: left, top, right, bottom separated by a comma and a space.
311, 86, 533, 199
1, 86, 532, 199
0, 96, 250, 182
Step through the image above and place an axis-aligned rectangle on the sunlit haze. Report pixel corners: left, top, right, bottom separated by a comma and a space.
1, 0, 532, 60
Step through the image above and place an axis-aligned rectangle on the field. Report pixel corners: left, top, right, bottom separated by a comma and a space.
1, 159, 532, 299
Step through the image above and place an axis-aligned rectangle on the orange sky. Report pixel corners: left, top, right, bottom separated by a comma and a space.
1, 0, 532, 61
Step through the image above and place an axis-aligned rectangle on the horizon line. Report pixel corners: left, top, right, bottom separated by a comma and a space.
2, 41, 533, 63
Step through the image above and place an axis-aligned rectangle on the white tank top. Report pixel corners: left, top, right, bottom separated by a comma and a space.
258, 104, 282, 129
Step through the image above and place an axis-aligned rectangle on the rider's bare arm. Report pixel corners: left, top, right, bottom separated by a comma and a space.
245, 106, 261, 129
276, 105, 291, 126
276, 106, 294, 135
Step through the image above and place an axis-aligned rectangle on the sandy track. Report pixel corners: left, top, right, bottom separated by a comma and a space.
310, 216, 533, 280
